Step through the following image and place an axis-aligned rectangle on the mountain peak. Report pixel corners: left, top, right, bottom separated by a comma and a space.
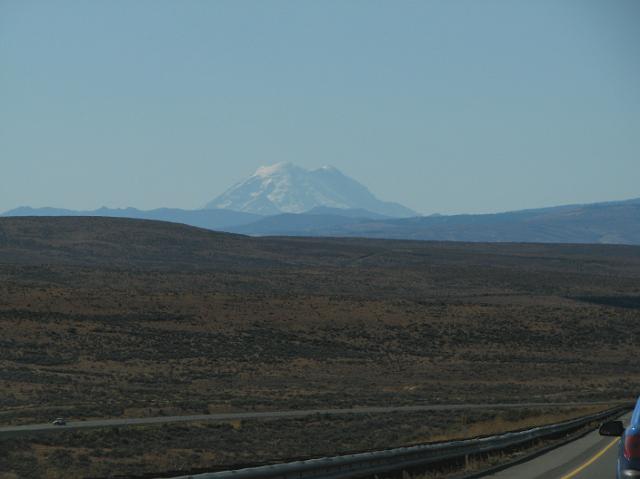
252, 162, 298, 178
206, 163, 418, 217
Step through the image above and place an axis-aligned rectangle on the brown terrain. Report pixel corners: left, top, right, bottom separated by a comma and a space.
1, 216, 639, 478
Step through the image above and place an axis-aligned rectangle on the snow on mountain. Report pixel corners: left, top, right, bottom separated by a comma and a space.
206, 162, 418, 217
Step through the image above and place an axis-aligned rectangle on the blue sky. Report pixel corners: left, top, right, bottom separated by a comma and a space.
1, 0, 638, 215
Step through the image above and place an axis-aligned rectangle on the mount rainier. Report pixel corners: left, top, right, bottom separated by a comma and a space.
205, 162, 418, 218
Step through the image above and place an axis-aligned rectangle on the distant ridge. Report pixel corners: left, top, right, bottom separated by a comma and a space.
3, 198, 640, 245
1, 206, 261, 231
305, 206, 391, 220
362, 200, 640, 244
224, 197, 640, 244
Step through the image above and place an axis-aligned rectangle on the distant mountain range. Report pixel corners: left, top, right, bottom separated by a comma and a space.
206, 162, 418, 217
2, 163, 639, 245
227, 198, 640, 245
4, 198, 640, 245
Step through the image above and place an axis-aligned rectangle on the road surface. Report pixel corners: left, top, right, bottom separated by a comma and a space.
485, 411, 629, 479
0, 401, 613, 438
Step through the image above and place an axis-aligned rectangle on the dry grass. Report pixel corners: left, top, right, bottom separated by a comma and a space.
424, 405, 606, 443
0, 217, 639, 477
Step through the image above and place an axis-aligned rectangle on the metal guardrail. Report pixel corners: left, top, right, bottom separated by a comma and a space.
167, 405, 629, 479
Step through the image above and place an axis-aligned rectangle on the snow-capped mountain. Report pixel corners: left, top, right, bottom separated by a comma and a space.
206, 162, 418, 217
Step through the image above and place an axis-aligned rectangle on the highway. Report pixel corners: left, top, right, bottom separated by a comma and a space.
484, 411, 629, 479
0, 401, 613, 438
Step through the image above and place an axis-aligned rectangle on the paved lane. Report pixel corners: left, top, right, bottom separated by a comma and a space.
0, 401, 614, 438
485, 412, 628, 479
557, 437, 619, 479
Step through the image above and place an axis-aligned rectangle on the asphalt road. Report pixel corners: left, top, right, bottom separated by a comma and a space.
0, 401, 613, 438
485, 411, 630, 479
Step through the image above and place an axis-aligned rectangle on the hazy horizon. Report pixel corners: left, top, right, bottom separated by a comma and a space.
2, 1, 639, 215
2, 159, 640, 217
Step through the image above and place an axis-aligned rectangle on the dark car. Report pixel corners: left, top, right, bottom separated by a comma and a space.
600, 398, 640, 478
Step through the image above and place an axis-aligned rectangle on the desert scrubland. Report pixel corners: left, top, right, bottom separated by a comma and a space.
0, 216, 638, 477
